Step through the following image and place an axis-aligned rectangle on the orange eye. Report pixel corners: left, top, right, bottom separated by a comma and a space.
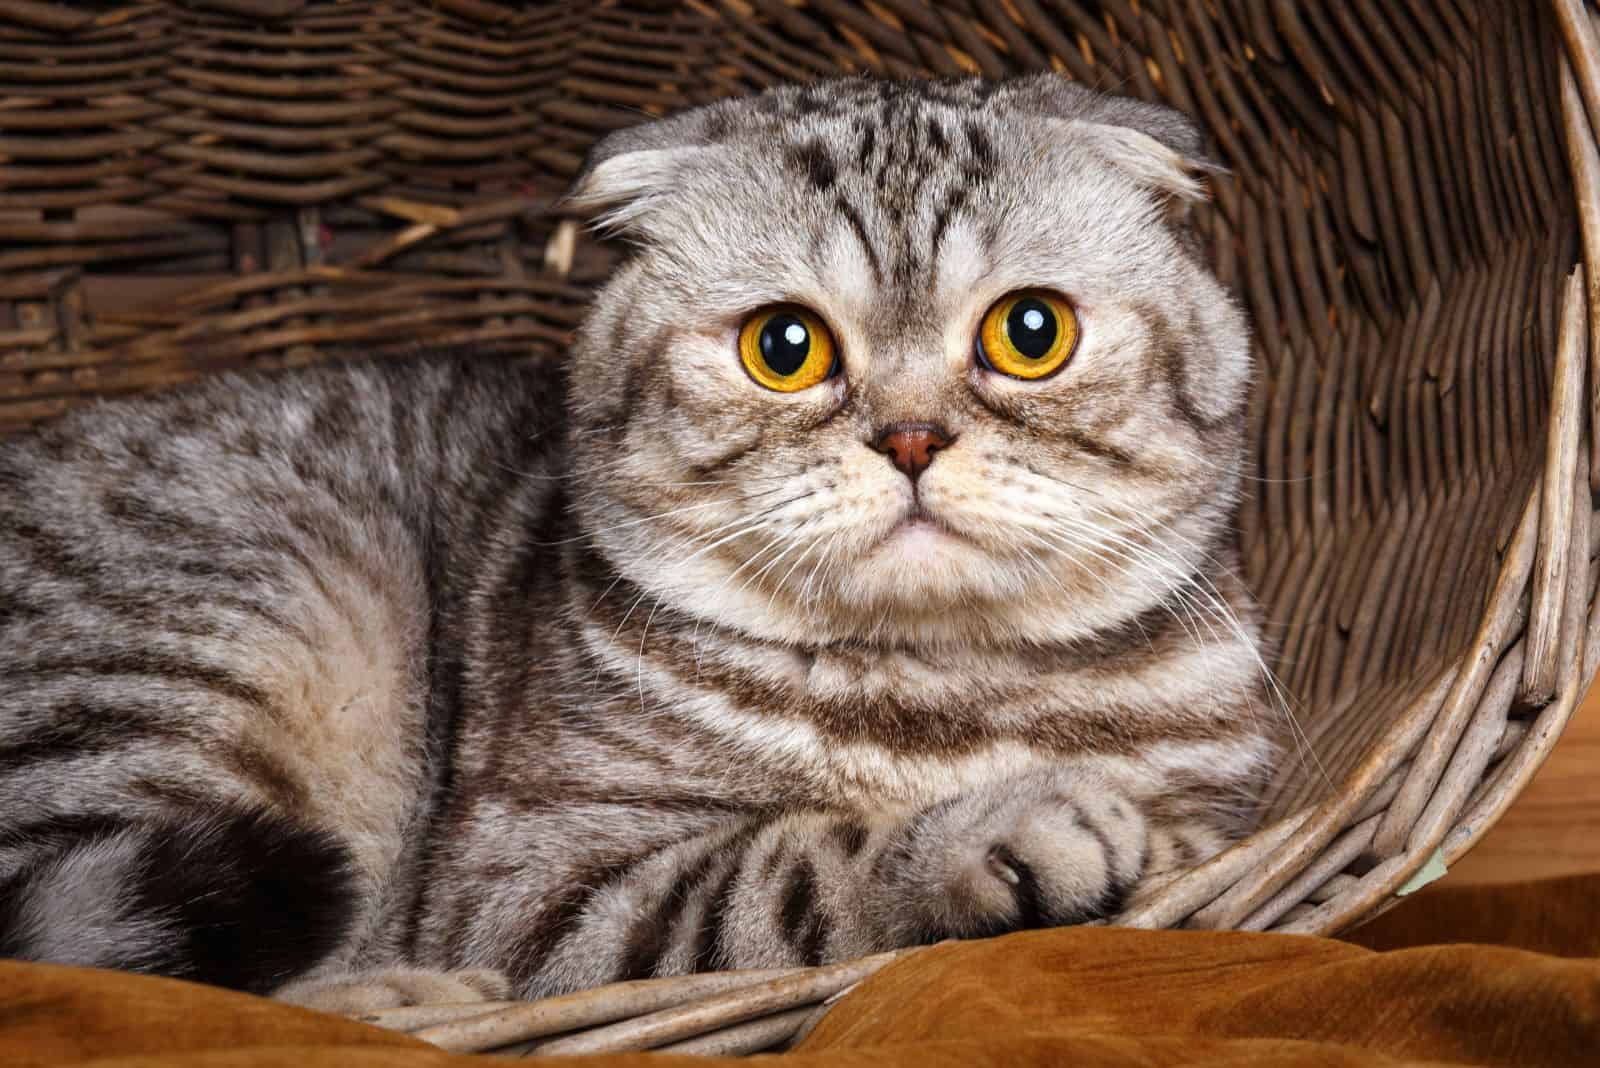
975, 290, 1078, 380
738, 305, 838, 392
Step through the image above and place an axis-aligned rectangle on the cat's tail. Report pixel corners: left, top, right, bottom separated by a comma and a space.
0, 803, 356, 994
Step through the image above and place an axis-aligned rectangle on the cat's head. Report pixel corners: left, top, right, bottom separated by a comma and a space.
562, 76, 1251, 649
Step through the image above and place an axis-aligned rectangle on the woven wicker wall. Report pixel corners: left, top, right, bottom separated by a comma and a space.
2, 0, 1597, 944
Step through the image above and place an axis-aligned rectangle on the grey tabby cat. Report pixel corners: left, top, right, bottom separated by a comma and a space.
0, 76, 1274, 1010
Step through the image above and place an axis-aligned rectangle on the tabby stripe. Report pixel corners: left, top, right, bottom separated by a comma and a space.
778, 857, 830, 966
409, 487, 561, 960
1060, 428, 1136, 467
928, 186, 969, 278
1056, 797, 1128, 923
7, 654, 273, 713
616, 836, 728, 982
691, 832, 760, 972
855, 121, 876, 170
1168, 830, 1200, 866
990, 845, 1044, 931
101, 490, 214, 543
0, 812, 129, 851
1141, 302, 1235, 432
834, 195, 884, 286
503, 842, 661, 982
7, 521, 96, 587
0, 702, 194, 775
828, 819, 869, 858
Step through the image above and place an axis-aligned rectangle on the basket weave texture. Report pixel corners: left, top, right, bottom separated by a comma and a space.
4, 0, 1600, 1057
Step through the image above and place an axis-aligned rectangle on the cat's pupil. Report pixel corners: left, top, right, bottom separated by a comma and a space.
1007, 298, 1057, 359
760, 315, 811, 376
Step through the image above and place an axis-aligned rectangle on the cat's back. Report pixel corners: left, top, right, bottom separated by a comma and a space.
0, 354, 560, 526
0, 354, 566, 988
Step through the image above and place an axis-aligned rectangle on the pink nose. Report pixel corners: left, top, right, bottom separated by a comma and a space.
872, 423, 952, 482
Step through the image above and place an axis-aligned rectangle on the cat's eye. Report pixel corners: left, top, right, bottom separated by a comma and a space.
975, 290, 1078, 380
738, 305, 838, 392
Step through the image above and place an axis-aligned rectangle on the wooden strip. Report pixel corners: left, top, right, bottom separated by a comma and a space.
1370, 485, 1540, 857
160, 169, 388, 206
1532, 3, 1580, 222
152, 114, 390, 148
358, 1000, 521, 1033
1404, 636, 1530, 868
168, 45, 376, 72
168, 66, 402, 98
1503, 4, 1559, 227
159, 143, 380, 178
0, 129, 167, 160
0, 103, 163, 129
1558, 54, 1600, 495
0, 182, 162, 211
1267, 0, 1347, 108
652, 1006, 815, 1056
187, 26, 397, 49
1187, 667, 1451, 928
1129, 674, 1446, 928
413, 967, 807, 1053
1451, 52, 1501, 260
406, 22, 573, 58
151, 86, 404, 125
385, 58, 550, 94
1552, 0, 1600, 159
386, 39, 542, 76
1521, 269, 1586, 703
0, 0, 95, 31
806, 0, 922, 64
1292, 488, 1594, 936
0, 31, 166, 61
508, 952, 909, 1057
1237, 813, 1381, 932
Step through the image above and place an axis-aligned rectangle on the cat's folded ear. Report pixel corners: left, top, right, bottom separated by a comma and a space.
562, 103, 731, 236
1001, 75, 1222, 208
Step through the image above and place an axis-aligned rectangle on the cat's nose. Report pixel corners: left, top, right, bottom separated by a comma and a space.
872, 423, 952, 482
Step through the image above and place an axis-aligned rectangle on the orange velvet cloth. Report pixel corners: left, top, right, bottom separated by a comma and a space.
3, 874, 1597, 1067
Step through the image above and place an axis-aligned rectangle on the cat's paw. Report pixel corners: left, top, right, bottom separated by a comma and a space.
876, 770, 1146, 943
273, 966, 513, 1016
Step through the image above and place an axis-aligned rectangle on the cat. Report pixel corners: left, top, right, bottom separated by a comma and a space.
0, 75, 1274, 1012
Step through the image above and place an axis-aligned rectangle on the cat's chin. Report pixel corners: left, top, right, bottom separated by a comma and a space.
842, 519, 1013, 611
875, 514, 963, 554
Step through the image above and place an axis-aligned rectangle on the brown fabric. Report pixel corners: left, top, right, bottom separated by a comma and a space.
3, 876, 1597, 1067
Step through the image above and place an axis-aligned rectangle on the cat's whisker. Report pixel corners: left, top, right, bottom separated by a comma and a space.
1080, 514, 1324, 781
1018, 467, 1234, 576
687, 538, 791, 672
1040, 511, 1330, 792
797, 539, 834, 612
609, 584, 655, 645
538, 495, 775, 548
600, 491, 817, 564
1029, 523, 1203, 654
637, 594, 666, 713
667, 494, 821, 662
764, 529, 836, 618
1028, 512, 1211, 638
1018, 530, 1158, 650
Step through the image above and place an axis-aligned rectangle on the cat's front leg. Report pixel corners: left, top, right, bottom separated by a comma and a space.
863, 767, 1233, 943
865, 767, 1150, 943
501, 780, 1227, 993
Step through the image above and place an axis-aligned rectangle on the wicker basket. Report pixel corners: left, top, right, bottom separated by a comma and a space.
3, 0, 1598, 1056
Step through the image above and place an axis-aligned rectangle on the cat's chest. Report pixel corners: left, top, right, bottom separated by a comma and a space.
667, 644, 1086, 808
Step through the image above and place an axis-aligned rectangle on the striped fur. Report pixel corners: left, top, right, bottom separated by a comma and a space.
0, 77, 1274, 1005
